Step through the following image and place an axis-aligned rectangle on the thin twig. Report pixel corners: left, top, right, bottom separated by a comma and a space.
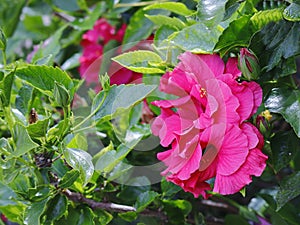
63, 189, 136, 213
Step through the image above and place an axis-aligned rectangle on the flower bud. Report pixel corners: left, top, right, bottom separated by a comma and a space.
256, 110, 272, 136
238, 48, 260, 80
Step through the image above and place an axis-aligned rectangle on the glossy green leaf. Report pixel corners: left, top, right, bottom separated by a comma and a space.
170, 22, 222, 53
265, 88, 300, 137
27, 118, 49, 138
276, 171, 300, 210
161, 178, 181, 198
24, 198, 49, 225
44, 194, 68, 223
59, 170, 80, 189
63, 148, 94, 185
283, 3, 300, 21
145, 15, 185, 30
10, 123, 39, 157
77, 207, 95, 225
197, 0, 228, 27
94, 209, 113, 225
118, 211, 137, 222
135, 191, 159, 212
144, 2, 194, 16
271, 130, 300, 172
0, 70, 14, 107
67, 134, 88, 151
0, 181, 18, 206
112, 50, 164, 74
162, 199, 192, 225
0, 28, 6, 51
214, 15, 256, 55
92, 84, 156, 122
15, 65, 74, 98
250, 20, 300, 72
122, 8, 167, 51
15, 85, 33, 116
0, 0, 26, 37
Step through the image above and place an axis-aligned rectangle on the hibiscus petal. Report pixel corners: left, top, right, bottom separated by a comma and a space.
224, 57, 241, 79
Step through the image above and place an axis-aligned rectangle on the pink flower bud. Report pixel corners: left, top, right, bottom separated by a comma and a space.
239, 48, 260, 80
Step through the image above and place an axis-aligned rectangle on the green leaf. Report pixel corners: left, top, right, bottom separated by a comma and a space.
24, 198, 49, 225
250, 20, 300, 72
144, 2, 195, 16
92, 84, 156, 122
63, 148, 94, 185
53, 82, 70, 107
15, 85, 33, 116
15, 65, 74, 98
145, 15, 186, 30
170, 22, 222, 53
197, 0, 228, 27
135, 191, 159, 212
67, 134, 88, 151
276, 171, 300, 210
0, 181, 18, 206
162, 199, 192, 225
44, 194, 67, 223
161, 178, 181, 197
265, 88, 300, 137
251, 8, 283, 29
0, 28, 6, 51
283, 3, 300, 21
10, 123, 39, 157
0, 70, 14, 107
118, 211, 137, 222
94, 209, 113, 225
59, 170, 80, 189
270, 130, 300, 172
122, 8, 167, 51
27, 118, 50, 138
112, 50, 164, 74
71, 2, 106, 30
31, 26, 67, 65
0, 0, 26, 37
77, 207, 95, 225
214, 15, 257, 55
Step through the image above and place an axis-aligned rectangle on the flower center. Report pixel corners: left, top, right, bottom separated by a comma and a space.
200, 87, 207, 98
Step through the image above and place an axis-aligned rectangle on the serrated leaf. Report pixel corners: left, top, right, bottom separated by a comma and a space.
112, 50, 164, 74
251, 8, 283, 29
250, 20, 300, 72
171, 22, 222, 53
53, 82, 70, 107
283, 3, 300, 22
63, 148, 94, 185
27, 118, 49, 138
44, 194, 68, 223
276, 171, 300, 210
92, 84, 156, 122
118, 211, 137, 222
214, 15, 257, 55
15, 65, 74, 98
161, 178, 181, 197
0, 0, 26, 37
271, 130, 300, 172
144, 2, 194, 16
59, 170, 80, 188
24, 198, 49, 225
265, 88, 300, 137
10, 123, 39, 157
145, 15, 185, 30
135, 191, 159, 212
0, 181, 18, 206
197, 0, 228, 27
15, 85, 33, 116
67, 134, 88, 151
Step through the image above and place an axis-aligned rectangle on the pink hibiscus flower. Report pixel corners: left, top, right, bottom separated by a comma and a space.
151, 52, 267, 198
79, 18, 142, 88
